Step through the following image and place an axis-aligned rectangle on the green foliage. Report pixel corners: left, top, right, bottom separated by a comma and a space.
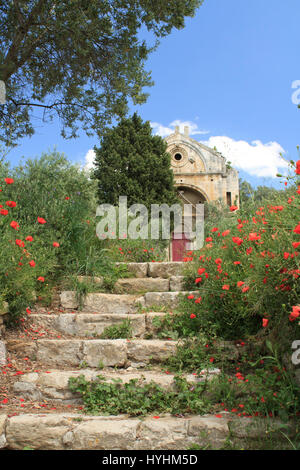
99, 319, 132, 339
0, 0, 202, 146
68, 374, 211, 416
208, 359, 300, 421
93, 113, 179, 211
102, 237, 168, 262
179, 164, 300, 342
0, 150, 120, 322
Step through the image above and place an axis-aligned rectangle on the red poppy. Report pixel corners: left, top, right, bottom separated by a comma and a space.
249, 232, 261, 241
5, 201, 16, 208
293, 224, 300, 235
222, 230, 230, 237
262, 318, 269, 328
37, 217, 46, 224
37, 277, 45, 282
10, 221, 19, 230
190, 313, 196, 319
230, 205, 238, 212
26, 236, 33, 242
52, 242, 60, 248
0, 209, 8, 216
232, 237, 243, 246
289, 306, 300, 321
15, 239, 25, 248
29, 260, 36, 267
5, 178, 14, 184
198, 267, 206, 275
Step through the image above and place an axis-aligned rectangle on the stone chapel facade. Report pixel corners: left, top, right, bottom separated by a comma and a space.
165, 125, 240, 260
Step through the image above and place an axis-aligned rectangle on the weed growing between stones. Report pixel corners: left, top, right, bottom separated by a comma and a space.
68, 374, 212, 416
99, 319, 133, 339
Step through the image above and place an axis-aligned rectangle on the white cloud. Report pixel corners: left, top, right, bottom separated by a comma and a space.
151, 119, 210, 138
200, 136, 289, 178
83, 149, 96, 171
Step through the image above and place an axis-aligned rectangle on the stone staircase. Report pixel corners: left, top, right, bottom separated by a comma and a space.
0, 262, 277, 450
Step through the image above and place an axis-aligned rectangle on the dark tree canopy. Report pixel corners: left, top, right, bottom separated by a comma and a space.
0, 0, 202, 146
93, 112, 178, 210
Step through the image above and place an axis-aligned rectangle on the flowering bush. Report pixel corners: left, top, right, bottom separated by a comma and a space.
182, 160, 300, 342
0, 178, 57, 322
103, 238, 168, 263
0, 151, 104, 322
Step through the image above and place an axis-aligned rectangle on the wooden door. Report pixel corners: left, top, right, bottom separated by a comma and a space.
172, 232, 190, 261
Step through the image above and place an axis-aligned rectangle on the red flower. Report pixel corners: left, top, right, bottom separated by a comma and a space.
262, 318, 269, 328
198, 267, 206, 275
289, 306, 300, 321
249, 232, 261, 241
26, 236, 34, 242
10, 221, 19, 230
232, 237, 243, 246
5, 201, 16, 208
37, 277, 45, 282
293, 224, 300, 235
237, 281, 245, 287
15, 239, 25, 248
37, 217, 46, 224
5, 178, 14, 184
242, 286, 250, 293
222, 230, 230, 237
190, 314, 196, 319
230, 205, 238, 212
222, 285, 230, 291
295, 160, 300, 175
0, 209, 8, 216
29, 260, 36, 267
52, 242, 60, 248
215, 258, 222, 265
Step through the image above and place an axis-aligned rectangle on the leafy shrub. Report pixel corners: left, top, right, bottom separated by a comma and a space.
179, 160, 300, 343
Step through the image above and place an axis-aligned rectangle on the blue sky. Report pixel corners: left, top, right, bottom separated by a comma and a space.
4, 0, 300, 188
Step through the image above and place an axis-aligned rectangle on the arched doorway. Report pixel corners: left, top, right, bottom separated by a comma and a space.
170, 185, 207, 261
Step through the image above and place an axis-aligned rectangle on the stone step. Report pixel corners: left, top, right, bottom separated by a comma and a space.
1, 412, 287, 450
24, 312, 170, 338
113, 277, 170, 294
147, 262, 185, 279
60, 291, 197, 312
12, 368, 220, 404
116, 261, 185, 279
0, 412, 235, 450
78, 276, 185, 293
6, 339, 178, 369
60, 292, 144, 313
143, 291, 198, 309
